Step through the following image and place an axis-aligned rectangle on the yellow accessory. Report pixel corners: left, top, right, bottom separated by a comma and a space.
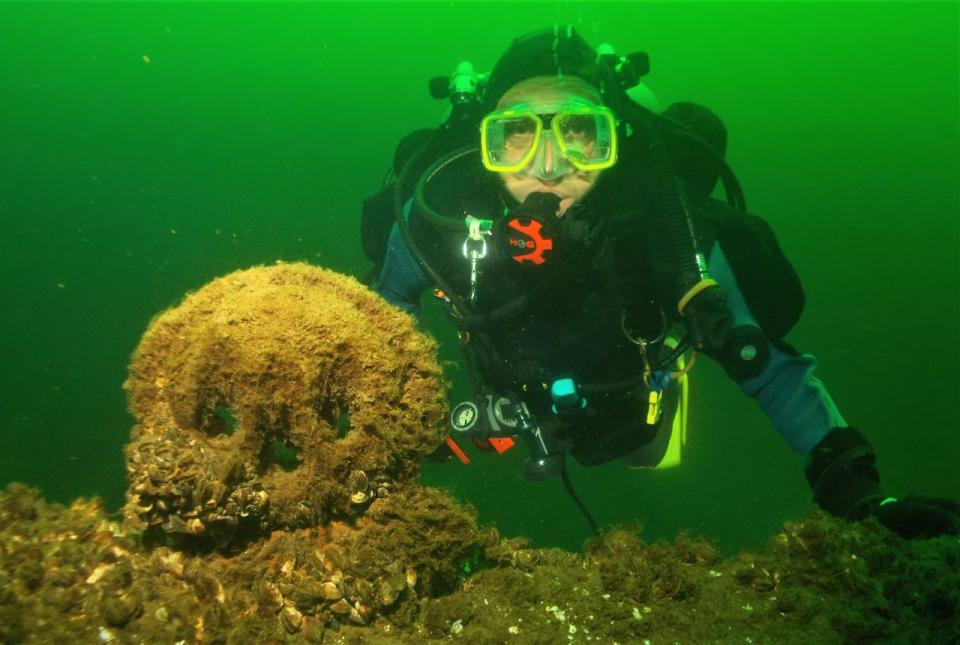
677, 278, 719, 315
655, 348, 690, 470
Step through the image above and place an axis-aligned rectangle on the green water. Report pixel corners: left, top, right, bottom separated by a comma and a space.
1, 2, 957, 555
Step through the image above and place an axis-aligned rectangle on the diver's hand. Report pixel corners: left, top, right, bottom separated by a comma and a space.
875, 495, 960, 539
682, 286, 731, 350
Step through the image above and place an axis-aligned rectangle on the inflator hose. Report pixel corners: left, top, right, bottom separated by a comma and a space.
624, 104, 705, 299
621, 103, 732, 348
394, 141, 469, 313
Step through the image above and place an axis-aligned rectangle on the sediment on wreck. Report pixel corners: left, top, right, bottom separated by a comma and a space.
3, 484, 957, 644
2, 262, 956, 643
122, 263, 448, 549
0, 481, 487, 643
0, 263, 492, 641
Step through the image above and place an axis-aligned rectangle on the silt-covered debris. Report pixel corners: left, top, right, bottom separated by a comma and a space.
1, 263, 956, 643
122, 263, 447, 548
2, 485, 957, 644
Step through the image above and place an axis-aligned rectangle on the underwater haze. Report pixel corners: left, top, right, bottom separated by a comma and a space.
1, 1, 957, 555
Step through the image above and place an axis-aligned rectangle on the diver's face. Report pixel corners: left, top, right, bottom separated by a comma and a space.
494, 76, 605, 217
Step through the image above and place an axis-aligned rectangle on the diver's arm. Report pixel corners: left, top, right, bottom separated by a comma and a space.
375, 221, 430, 314
707, 243, 844, 454
709, 243, 959, 537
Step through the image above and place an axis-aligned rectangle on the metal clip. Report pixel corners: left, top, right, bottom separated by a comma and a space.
462, 216, 491, 304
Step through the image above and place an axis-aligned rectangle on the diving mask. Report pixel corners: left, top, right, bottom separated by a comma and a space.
480, 105, 618, 177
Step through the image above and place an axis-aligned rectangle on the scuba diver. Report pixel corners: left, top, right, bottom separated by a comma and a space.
361, 25, 959, 539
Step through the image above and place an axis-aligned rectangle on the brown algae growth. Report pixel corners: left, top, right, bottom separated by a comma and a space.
0, 263, 957, 643
2, 486, 958, 644
123, 263, 447, 548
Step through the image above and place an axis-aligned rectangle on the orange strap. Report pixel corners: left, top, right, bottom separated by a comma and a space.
445, 436, 470, 465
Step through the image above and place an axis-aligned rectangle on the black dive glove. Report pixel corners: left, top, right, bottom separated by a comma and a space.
681, 285, 732, 351
875, 496, 960, 540
805, 427, 960, 539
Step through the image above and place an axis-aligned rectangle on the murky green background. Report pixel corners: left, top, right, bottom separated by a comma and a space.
1, 2, 957, 554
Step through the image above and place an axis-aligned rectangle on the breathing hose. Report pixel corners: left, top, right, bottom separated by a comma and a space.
622, 102, 732, 350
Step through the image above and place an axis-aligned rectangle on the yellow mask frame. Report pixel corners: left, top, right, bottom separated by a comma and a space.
480, 105, 618, 174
